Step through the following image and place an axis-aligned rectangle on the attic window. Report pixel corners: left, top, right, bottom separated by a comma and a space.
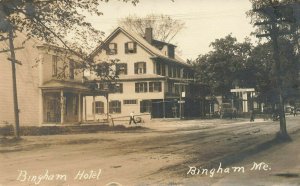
134, 62, 146, 74
125, 42, 137, 54
107, 43, 117, 55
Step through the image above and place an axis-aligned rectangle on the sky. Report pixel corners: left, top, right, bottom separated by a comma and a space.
88, 0, 256, 60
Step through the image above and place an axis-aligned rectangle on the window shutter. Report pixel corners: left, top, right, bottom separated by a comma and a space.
134, 63, 138, 74
118, 101, 121, 113
135, 83, 139, 93
144, 82, 148, 92
159, 82, 162, 92
124, 64, 128, 75
125, 43, 129, 54
114, 43, 117, 54
109, 101, 113, 113
143, 63, 146, 74
133, 42, 137, 53
116, 64, 120, 75
120, 84, 123, 93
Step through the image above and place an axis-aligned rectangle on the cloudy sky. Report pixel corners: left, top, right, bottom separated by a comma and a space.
89, 0, 256, 60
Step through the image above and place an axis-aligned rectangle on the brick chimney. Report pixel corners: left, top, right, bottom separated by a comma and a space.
145, 27, 153, 44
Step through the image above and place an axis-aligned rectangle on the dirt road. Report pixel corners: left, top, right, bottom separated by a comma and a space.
1, 116, 300, 186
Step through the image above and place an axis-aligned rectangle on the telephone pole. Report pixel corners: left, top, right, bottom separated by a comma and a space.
9, 29, 20, 138
0, 29, 23, 139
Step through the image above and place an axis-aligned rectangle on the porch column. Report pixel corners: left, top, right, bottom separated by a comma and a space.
93, 95, 96, 121
78, 93, 82, 123
60, 90, 64, 124
39, 90, 43, 125
242, 92, 248, 112
84, 96, 87, 121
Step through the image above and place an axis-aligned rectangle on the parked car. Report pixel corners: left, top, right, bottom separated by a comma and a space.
285, 106, 293, 114
219, 103, 236, 119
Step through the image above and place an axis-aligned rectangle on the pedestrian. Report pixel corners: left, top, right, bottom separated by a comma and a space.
250, 109, 255, 122
129, 111, 136, 125
293, 107, 297, 117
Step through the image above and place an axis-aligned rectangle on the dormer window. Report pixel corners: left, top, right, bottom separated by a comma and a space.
125, 42, 137, 54
107, 43, 117, 55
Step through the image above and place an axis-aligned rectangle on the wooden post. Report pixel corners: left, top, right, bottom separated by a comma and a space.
8, 29, 20, 138
93, 95, 96, 121
60, 90, 64, 124
84, 96, 87, 122
78, 93, 82, 123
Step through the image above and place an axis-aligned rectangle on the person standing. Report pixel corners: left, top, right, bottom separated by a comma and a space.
293, 107, 297, 117
250, 109, 255, 122
129, 111, 136, 125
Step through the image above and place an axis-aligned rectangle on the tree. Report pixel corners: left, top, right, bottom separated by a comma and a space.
192, 35, 253, 98
248, 0, 300, 139
247, 39, 299, 104
0, 0, 138, 138
118, 14, 185, 42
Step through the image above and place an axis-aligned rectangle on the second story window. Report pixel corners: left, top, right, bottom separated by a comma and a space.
134, 62, 146, 74
52, 55, 58, 77
135, 82, 148, 93
107, 43, 117, 55
116, 63, 127, 75
149, 82, 162, 92
125, 42, 137, 54
112, 83, 123, 94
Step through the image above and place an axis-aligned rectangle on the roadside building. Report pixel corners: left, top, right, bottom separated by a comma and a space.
84, 27, 196, 121
0, 33, 40, 126
1, 27, 208, 127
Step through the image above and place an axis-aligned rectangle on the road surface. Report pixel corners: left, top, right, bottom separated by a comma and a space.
1, 116, 300, 185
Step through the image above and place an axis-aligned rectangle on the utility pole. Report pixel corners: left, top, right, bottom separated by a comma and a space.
9, 29, 20, 138
0, 29, 22, 138
175, 82, 188, 120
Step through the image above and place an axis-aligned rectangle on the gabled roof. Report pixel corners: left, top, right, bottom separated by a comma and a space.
90, 27, 190, 67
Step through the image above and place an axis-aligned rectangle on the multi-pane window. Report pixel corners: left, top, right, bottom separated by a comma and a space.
168, 65, 173, 77
52, 55, 58, 77
156, 62, 166, 76
177, 68, 181, 78
161, 64, 166, 76
140, 100, 152, 113
116, 63, 127, 75
135, 82, 148, 93
125, 42, 137, 54
107, 43, 117, 55
123, 100, 137, 105
173, 67, 177, 78
134, 62, 146, 74
93, 101, 104, 114
109, 100, 121, 113
175, 84, 180, 95
168, 82, 174, 93
149, 82, 162, 92
156, 62, 161, 75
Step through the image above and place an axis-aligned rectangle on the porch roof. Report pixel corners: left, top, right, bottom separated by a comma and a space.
40, 79, 89, 92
